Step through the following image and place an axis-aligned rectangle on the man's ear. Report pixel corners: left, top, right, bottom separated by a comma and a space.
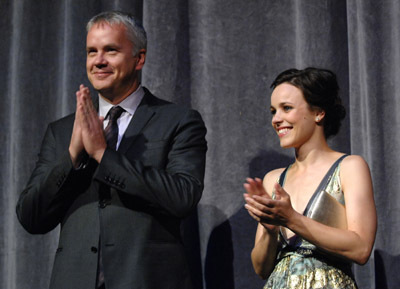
135, 49, 146, 71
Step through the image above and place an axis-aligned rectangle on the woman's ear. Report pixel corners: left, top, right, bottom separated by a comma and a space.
315, 110, 325, 123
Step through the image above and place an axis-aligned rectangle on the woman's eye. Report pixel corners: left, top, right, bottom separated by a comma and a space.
283, 106, 292, 112
270, 109, 276, 115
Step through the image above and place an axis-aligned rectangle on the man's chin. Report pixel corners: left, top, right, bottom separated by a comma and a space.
91, 83, 112, 94
88, 75, 113, 88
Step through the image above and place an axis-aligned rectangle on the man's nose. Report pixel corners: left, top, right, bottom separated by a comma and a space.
94, 53, 107, 66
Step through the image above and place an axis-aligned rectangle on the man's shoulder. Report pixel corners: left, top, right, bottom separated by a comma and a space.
47, 113, 75, 130
142, 87, 198, 115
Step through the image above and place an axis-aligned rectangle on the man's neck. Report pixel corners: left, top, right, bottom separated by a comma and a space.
99, 82, 140, 105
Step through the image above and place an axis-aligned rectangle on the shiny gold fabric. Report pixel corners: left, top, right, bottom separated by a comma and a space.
265, 162, 357, 289
264, 252, 357, 289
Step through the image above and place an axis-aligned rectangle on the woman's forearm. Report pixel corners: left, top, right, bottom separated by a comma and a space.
287, 211, 375, 264
251, 224, 279, 279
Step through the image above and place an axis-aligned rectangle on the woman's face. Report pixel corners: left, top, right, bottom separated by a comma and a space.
270, 83, 319, 148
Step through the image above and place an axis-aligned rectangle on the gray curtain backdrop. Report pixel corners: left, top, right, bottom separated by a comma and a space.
1, 0, 398, 288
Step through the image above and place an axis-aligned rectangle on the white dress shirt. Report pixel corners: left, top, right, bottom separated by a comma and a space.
98, 85, 145, 150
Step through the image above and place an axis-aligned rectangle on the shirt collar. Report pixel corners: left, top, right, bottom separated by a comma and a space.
98, 85, 145, 118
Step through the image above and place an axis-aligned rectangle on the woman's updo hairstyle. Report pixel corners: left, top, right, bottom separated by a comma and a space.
270, 67, 346, 139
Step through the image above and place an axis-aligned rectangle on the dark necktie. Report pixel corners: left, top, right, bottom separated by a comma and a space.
97, 106, 124, 289
104, 106, 124, 150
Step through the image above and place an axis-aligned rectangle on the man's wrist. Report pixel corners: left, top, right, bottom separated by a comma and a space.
69, 149, 87, 169
93, 148, 106, 164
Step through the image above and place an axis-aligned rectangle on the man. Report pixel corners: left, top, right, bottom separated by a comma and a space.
16, 11, 207, 289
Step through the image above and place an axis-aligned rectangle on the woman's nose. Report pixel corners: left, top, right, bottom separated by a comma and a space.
272, 111, 282, 125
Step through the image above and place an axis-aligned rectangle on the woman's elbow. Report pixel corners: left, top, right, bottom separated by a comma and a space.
251, 254, 272, 280
353, 244, 373, 265
354, 251, 372, 265
254, 268, 269, 280
354, 256, 369, 265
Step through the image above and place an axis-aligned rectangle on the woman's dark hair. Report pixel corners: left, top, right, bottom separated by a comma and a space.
270, 67, 346, 139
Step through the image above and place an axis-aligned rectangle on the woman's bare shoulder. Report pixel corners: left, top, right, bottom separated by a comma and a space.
262, 168, 287, 192
341, 154, 370, 170
264, 168, 286, 179
340, 154, 372, 189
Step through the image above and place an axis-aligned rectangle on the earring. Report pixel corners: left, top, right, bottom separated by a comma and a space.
316, 117, 320, 122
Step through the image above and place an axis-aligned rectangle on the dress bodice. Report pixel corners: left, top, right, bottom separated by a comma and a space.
264, 156, 357, 289
275, 155, 348, 257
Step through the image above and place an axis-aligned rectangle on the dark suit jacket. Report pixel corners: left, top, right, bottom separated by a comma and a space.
16, 88, 207, 289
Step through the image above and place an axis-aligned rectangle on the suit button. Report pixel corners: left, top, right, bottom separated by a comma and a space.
99, 199, 111, 208
91, 247, 98, 253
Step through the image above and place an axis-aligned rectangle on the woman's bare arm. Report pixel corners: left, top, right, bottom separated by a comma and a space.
249, 155, 377, 265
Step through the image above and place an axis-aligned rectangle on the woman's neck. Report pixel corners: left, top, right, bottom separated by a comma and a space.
293, 139, 334, 168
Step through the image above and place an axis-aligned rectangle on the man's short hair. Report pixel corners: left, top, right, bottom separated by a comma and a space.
86, 11, 147, 55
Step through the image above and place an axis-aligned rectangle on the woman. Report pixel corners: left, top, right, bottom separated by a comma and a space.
244, 67, 376, 288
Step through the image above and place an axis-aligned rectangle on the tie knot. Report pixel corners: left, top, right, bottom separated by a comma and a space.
107, 106, 124, 121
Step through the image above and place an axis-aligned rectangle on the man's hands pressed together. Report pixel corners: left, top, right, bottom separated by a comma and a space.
69, 84, 106, 167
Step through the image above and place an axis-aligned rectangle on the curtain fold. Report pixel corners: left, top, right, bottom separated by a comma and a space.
347, 1, 400, 287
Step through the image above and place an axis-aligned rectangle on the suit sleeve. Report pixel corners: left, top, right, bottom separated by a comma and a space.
16, 122, 94, 234
93, 109, 207, 218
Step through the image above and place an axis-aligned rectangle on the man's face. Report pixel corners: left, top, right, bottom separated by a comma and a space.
86, 22, 145, 102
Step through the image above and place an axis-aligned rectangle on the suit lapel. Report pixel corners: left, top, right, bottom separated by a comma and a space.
118, 90, 155, 154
